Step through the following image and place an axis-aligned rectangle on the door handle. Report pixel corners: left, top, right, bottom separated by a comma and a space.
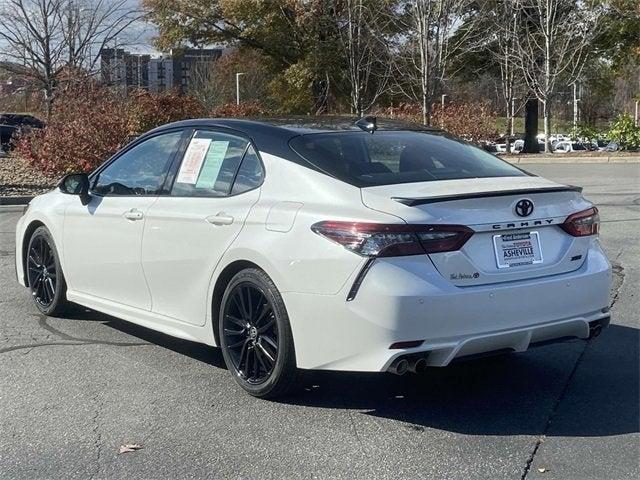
206, 213, 234, 226
123, 209, 144, 221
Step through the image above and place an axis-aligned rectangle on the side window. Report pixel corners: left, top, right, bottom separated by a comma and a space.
171, 130, 249, 197
93, 131, 183, 196
231, 145, 264, 195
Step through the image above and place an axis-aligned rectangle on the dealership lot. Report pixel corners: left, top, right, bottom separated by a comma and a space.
0, 163, 638, 479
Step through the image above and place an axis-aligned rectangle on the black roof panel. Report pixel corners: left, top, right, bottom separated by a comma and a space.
144, 116, 441, 181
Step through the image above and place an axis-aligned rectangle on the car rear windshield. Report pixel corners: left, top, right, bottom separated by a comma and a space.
289, 130, 527, 187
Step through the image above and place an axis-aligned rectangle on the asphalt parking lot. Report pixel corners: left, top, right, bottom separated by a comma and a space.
0, 163, 638, 480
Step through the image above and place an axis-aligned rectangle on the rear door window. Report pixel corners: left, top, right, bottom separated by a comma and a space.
171, 130, 250, 197
290, 131, 526, 187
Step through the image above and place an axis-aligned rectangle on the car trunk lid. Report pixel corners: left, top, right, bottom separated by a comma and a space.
361, 176, 594, 286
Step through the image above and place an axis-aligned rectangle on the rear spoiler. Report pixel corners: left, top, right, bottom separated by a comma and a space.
392, 185, 583, 207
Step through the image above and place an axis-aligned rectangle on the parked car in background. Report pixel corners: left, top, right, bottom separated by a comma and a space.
553, 141, 589, 153
605, 142, 620, 152
482, 143, 508, 155
0, 125, 18, 153
512, 139, 545, 153
0, 113, 44, 129
0, 113, 44, 152
537, 133, 570, 144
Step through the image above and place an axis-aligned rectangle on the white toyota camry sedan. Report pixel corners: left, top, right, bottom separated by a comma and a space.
15, 117, 612, 398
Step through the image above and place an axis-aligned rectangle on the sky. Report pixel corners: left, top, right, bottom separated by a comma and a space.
121, 0, 159, 55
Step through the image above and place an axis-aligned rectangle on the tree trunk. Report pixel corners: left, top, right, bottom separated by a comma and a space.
422, 91, 427, 126
522, 97, 539, 154
543, 100, 550, 153
505, 105, 512, 153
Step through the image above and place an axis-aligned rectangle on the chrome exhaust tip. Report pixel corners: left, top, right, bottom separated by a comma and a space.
388, 358, 409, 375
408, 357, 428, 374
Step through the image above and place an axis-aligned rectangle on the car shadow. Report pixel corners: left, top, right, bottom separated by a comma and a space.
56, 305, 226, 368
282, 324, 639, 438
66, 306, 638, 439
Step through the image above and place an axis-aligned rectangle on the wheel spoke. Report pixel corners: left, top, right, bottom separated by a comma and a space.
228, 337, 247, 349
257, 316, 275, 333
233, 292, 249, 320
254, 346, 269, 370
256, 341, 275, 364
40, 238, 46, 267
251, 346, 259, 379
39, 279, 49, 304
224, 327, 244, 336
244, 286, 254, 320
28, 254, 40, 268
237, 341, 250, 374
261, 334, 278, 352
254, 302, 271, 327
225, 313, 246, 328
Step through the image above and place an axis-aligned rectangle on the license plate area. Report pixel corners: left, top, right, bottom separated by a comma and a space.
493, 231, 543, 269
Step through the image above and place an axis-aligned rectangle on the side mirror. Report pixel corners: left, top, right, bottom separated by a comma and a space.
59, 173, 91, 205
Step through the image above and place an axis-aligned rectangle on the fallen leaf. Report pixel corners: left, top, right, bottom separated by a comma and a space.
119, 444, 143, 454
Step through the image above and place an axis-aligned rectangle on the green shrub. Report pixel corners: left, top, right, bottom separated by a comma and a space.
607, 114, 640, 150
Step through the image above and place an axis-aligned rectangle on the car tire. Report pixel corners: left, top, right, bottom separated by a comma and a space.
219, 268, 300, 398
26, 226, 72, 316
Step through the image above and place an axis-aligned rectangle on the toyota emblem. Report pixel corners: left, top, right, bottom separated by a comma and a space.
515, 199, 534, 217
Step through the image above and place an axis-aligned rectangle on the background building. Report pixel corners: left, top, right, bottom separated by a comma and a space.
100, 48, 151, 90
101, 47, 223, 94
171, 48, 223, 93
148, 55, 174, 93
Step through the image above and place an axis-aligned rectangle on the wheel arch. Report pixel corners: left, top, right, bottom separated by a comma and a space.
210, 259, 263, 346
21, 220, 46, 287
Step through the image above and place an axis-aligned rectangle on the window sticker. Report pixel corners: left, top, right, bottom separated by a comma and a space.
195, 141, 230, 189
176, 138, 211, 184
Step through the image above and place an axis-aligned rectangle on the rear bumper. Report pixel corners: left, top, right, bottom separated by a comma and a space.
283, 240, 612, 372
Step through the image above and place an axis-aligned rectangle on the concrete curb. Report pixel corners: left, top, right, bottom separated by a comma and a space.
506, 155, 640, 164
0, 196, 34, 206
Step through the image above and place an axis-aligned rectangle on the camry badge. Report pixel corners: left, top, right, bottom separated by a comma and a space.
515, 199, 534, 217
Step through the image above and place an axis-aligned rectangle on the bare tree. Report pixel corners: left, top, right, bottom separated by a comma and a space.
488, 0, 527, 152
511, 0, 602, 152
0, 0, 143, 115
392, 0, 484, 125
334, 0, 393, 116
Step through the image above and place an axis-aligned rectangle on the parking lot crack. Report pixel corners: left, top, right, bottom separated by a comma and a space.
0, 341, 147, 354
520, 339, 591, 479
610, 260, 625, 309
89, 391, 104, 480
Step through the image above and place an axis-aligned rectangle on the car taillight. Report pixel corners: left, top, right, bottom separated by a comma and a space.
560, 207, 599, 237
311, 221, 473, 257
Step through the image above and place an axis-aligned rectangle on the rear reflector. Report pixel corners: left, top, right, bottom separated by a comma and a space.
311, 221, 474, 257
560, 207, 599, 237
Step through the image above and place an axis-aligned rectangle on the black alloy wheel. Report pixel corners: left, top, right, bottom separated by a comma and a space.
26, 226, 70, 316
27, 234, 57, 308
219, 268, 299, 398
222, 282, 279, 384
